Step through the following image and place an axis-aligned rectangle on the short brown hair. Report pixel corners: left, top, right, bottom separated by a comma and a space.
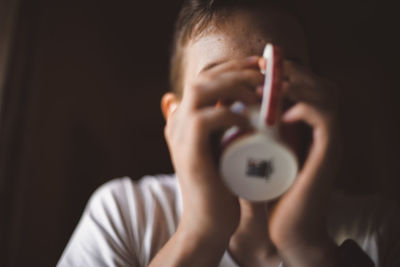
169, 0, 299, 95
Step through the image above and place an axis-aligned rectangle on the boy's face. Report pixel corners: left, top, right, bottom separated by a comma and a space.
162, 8, 310, 162
182, 8, 308, 92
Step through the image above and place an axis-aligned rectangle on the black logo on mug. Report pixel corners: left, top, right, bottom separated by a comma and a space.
246, 158, 273, 180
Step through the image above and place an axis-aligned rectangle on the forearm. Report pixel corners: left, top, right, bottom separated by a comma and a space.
279, 237, 376, 267
278, 236, 340, 267
280, 242, 340, 267
149, 226, 230, 267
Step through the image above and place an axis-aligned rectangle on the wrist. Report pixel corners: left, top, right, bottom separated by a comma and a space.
178, 216, 234, 245
149, 219, 231, 267
174, 223, 231, 262
179, 195, 240, 239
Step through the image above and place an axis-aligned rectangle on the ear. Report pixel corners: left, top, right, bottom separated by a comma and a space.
161, 92, 179, 121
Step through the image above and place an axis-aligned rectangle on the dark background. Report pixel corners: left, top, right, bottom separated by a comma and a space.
1, 1, 399, 267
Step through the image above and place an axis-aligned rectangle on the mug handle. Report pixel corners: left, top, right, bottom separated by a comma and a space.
260, 44, 283, 127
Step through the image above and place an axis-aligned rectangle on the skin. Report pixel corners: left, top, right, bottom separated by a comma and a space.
151, 8, 342, 267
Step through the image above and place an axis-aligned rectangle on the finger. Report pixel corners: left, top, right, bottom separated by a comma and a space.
281, 80, 322, 106
278, 104, 334, 217
284, 61, 320, 94
282, 102, 329, 129
258, 58, 267, 73
283, 60, 318, 87
189, 69, 264, 108
195, 106, 251, 136
281, 103, 333, 162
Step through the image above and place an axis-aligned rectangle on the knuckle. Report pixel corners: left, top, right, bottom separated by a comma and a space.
297, 102, 308, 112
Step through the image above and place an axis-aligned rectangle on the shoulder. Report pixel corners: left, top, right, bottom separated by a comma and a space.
58, 174, 181, 267
93, 175, 181, 233
374, 197, 400, 267
93, 174, 179, 199
328, 192, 400, 267
90, 174, 181, 218
91, 175, 182, 260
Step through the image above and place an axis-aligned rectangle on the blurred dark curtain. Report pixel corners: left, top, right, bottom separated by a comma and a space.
0, 1, 399, 267
0, 1, 180, 266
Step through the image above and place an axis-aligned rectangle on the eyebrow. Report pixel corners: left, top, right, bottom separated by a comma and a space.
199, 56, 304, 74
199, 59, 227, 73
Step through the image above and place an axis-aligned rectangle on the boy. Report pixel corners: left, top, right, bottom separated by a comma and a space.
58, 1, 397, 266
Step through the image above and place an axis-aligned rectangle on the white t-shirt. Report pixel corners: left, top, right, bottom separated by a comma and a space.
57, 175, 239, 267
57, 175, 381, 267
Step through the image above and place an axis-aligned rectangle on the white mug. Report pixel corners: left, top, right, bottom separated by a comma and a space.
220, 44, 298, 202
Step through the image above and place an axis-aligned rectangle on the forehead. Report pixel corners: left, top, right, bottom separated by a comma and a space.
186, 31, 268, 75
183, 8, 307, 86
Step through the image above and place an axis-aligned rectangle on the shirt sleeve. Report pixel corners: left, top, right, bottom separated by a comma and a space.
57, 175, 182, 267
57, 178, 140, 267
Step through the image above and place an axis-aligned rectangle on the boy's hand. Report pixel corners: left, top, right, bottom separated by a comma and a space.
164, 57, 263, 242
268, 60, 341, 267
151, 57, 265, 267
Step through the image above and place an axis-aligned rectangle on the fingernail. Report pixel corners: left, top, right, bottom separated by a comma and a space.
259, 58, 267, 70
259, 58, 267, 74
